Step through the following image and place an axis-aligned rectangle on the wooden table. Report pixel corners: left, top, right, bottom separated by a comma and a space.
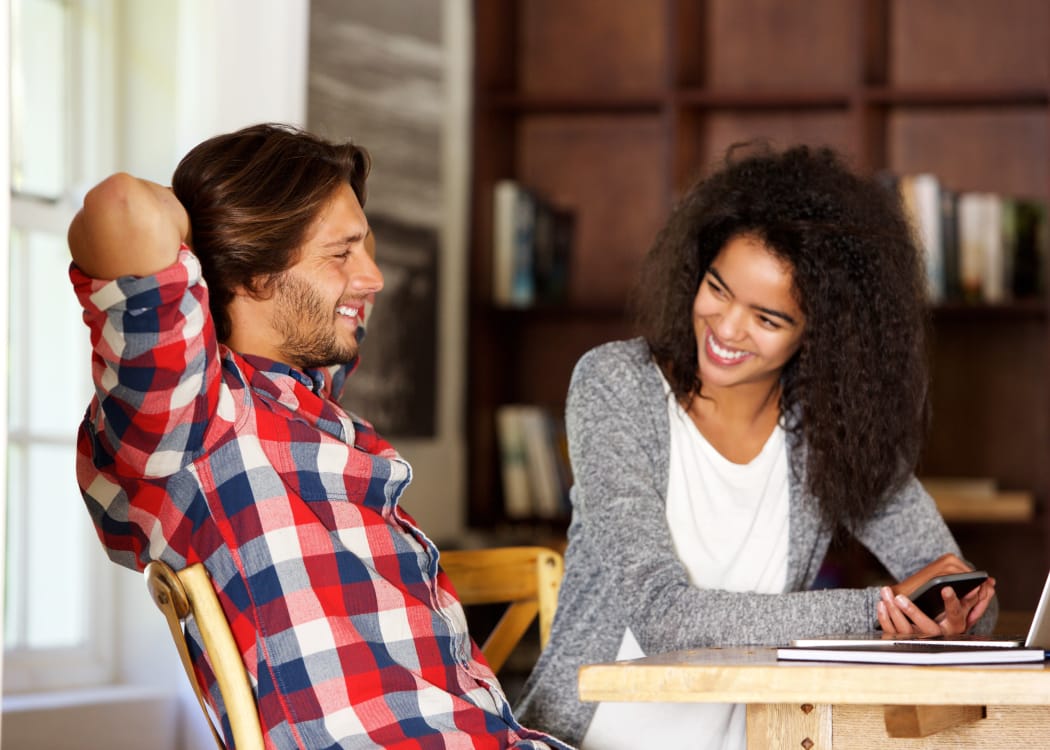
578, 647, 1050, 749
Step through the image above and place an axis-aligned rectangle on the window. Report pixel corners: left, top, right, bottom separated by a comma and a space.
5, 0, 117, 692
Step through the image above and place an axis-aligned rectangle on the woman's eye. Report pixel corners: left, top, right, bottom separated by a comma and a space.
759, 316, 781, 330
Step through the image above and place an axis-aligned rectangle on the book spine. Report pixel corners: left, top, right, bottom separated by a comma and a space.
519, 406, 563, 519
495, 405, 532, 519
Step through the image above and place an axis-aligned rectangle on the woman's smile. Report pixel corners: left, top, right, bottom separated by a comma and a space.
704, 329, 754, 365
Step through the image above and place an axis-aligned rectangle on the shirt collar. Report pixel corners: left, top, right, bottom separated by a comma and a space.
239, 318, 366, 400
239, 353, 331, 396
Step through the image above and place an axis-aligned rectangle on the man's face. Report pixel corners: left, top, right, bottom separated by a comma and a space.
267, 182, 383, 370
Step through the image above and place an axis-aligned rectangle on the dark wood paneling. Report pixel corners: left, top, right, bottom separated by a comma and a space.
470, 0, 1050, 558
707, 0, 859, 90
473, 0, 520, 91
672, 0, 708, 88
519, 0, 668, 96
511, 315, 633, 408
890, 0, 1050, 88
702, 111, 857, 167
950, 524, 1047, 611
887, 108, 1048, 198
923, 315, 1048, 494
517, 115, 670, 307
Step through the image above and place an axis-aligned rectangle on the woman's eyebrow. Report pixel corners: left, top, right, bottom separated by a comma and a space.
707, 266, 798, 326
755, 305, 798, 326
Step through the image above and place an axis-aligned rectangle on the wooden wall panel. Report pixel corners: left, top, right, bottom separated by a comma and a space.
702, 111, 856, 170
511, 315, 633, 408
891, 0, 1049, 88
888, 109, 1048, 197
519, 0, 667, 96
923, 315, 1048, 494
518, 115, 669, 307
707, 0, 859, 90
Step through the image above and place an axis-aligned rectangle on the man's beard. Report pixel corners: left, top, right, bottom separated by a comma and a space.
270, 272, 358, 370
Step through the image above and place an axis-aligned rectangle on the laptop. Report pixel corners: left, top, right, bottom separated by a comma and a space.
778, 569, 1050, 664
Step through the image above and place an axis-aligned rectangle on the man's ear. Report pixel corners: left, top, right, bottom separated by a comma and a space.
232, 276, 275, 302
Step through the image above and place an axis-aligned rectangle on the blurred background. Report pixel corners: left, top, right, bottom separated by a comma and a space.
2, 1, 1048, 747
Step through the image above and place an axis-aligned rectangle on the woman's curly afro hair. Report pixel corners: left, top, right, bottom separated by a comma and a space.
632, 142, 930, 533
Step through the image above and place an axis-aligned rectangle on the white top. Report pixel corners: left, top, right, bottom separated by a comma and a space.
582, 384, 790, 750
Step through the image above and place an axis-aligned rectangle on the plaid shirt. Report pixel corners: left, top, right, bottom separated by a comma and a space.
72, 249, 570, 750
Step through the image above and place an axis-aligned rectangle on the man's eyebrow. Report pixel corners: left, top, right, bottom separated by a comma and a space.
706, 266, 799, 326
323, 230, 368, 247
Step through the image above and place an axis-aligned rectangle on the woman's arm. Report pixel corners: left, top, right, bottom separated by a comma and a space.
566, 343, 883, 651
855, 484, 999, 635
69, 172, 190, 279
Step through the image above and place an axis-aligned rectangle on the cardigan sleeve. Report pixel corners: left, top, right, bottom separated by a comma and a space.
852, 476, 998, 633
564, 341, 986, 650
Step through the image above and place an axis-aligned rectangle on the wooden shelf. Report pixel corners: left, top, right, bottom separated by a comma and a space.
468, 1, 1050, 607
485, 93, 665, 114
931, 298, 1047, 319
675, 90, 852, 109
931, 491, 1035, 524
864, 87, 1050, 107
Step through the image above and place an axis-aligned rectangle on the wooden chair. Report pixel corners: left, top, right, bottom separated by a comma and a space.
145, 561, 264, 750
439, 545, 564, 673
145, 546, 563, 746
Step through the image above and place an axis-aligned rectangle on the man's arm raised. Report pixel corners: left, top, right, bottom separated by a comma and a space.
68, 173, 191, 280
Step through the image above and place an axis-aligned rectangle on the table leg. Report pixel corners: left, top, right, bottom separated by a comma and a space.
747, 702, 831, 750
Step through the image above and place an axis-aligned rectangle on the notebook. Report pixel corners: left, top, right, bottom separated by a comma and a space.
775, 642, 1045, 666
776, 569, 1050, 665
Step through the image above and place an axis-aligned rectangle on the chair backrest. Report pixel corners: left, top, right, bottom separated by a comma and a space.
439, 545, 564, 673
144, 547, 563, 745
145, 561, 264, 750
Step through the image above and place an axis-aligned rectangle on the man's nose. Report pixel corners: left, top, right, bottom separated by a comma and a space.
350, 252, 384, 296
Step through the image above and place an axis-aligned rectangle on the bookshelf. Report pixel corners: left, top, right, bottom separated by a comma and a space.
466, 0, 1049, 609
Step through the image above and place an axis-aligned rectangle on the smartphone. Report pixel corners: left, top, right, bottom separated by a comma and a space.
909, 571, 989, 619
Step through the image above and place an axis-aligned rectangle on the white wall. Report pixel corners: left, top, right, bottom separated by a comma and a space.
0, 5, 10, 747
121, 0, 472, 546
6, 3, 311, 749
6, 1, 471, 747
117, 4, 313, 748
121, 0, 311, 181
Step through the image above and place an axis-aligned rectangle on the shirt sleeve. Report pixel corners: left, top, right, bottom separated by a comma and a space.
71, 248, 222, 479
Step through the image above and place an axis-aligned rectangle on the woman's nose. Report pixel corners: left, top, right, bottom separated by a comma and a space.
712, 304, 746, 341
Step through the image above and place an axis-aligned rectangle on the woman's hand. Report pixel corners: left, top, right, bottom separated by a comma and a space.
876, 553, 997, 635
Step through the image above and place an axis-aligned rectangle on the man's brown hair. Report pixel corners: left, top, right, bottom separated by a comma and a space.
172, 123, 371, 341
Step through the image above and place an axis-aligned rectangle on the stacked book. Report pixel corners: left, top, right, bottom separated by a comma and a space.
888, 172, 1048, 304
495, 404, 572, 521
492, 179, 575, 308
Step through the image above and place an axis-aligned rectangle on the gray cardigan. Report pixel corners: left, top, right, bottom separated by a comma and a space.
516, 338, 993, 744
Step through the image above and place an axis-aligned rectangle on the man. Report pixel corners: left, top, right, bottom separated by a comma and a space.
70, 123, 570, 749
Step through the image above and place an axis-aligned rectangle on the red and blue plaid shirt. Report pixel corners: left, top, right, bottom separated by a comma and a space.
72, 249, 570, 749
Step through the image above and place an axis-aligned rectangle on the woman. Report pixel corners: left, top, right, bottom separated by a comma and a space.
516, 144, 997, 749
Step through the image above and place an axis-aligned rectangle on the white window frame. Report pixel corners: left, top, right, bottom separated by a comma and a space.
4, 0, 119, 693
4, 0, 310, 699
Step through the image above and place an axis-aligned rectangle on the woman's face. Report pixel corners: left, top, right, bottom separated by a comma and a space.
693, 234, 806, 392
